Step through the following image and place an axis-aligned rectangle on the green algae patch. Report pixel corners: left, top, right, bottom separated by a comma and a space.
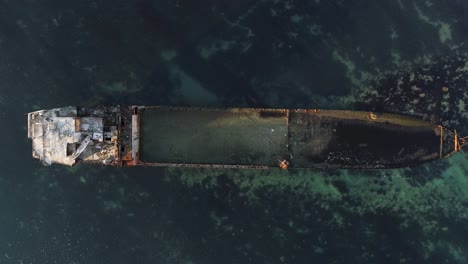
79, 176, 87, 184
332, 50, 356, 73
438, 22, 452, 44
168, 65, 218, 105
170, 168, 343, 204
170, 151, 468, 238
413, 3, 453, 44
160, 49, 178, 61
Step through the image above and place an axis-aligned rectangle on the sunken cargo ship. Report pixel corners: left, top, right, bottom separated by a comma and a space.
27, 106, 465, 169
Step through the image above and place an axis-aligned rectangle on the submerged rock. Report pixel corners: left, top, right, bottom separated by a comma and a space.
357, 53, 468, 135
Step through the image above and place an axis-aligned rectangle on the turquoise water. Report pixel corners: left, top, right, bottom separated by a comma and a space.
1, 0, 468, 263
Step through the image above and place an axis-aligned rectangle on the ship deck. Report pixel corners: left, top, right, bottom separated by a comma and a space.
136, 107, 452, 169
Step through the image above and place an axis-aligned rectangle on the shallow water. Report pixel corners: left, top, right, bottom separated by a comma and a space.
1, 0, 468, 263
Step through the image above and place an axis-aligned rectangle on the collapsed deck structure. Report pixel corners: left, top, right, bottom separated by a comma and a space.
27, 106, 466, 169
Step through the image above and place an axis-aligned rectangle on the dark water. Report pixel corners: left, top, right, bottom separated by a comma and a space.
1, 0, 468, 263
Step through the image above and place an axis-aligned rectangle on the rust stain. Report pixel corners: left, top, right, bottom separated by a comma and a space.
75, 118, 81, 132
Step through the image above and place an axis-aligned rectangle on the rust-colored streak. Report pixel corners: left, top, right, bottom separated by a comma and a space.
454, 130, 460, 152
121, 151, 133, 161
75, 118, 81, 132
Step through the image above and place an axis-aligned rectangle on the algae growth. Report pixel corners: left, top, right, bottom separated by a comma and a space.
166, 151, 468, 262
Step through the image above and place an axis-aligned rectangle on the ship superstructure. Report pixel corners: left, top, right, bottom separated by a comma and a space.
28, 106, 120, 166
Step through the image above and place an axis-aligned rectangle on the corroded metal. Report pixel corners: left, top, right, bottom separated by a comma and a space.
27, 106, 466, 169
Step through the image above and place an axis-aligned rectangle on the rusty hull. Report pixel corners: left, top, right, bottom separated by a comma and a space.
28, 106, 464, 169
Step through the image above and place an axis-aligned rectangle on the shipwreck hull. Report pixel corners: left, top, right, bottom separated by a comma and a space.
28, 106, 462, 169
